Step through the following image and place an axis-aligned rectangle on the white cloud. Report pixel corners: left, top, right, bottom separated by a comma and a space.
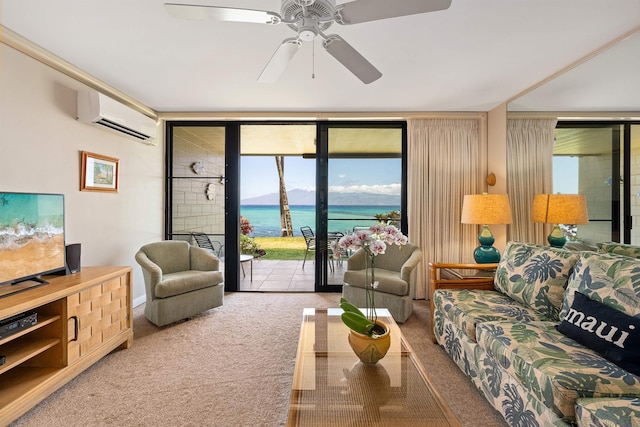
329, 183, 401, 195
295, 183, 401, 195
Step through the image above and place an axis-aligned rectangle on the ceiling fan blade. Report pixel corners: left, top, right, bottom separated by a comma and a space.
322, 36, 381, 84
258, 38, 302, 83
164, 3, 281, 24
336, 0, 452, 25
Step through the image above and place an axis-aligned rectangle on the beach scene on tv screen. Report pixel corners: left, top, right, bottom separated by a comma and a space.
0, 192, 65, 284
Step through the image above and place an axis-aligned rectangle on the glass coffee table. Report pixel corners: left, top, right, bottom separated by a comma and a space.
287, 308, 460, 426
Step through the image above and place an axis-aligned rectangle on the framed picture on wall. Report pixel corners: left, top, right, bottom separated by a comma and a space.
80, 151, 119, 192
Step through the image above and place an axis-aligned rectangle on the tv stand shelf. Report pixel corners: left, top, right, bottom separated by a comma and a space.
0, 313, 60, 347
0, 337, 60, 375
0, 266, 132, 425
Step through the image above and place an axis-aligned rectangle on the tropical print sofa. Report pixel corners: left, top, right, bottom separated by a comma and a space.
432, 241, 640, 427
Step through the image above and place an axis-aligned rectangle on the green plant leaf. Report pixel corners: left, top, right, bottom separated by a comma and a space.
341, 311, 375, 335
339, 298, 366, 318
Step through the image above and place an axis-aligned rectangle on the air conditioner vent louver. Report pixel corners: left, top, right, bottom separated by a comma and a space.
77, 90, 157, 144
95, 118, 152, 141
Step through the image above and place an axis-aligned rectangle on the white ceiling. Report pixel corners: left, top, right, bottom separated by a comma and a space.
509, 31, 640, 113
2, 0, 640, 113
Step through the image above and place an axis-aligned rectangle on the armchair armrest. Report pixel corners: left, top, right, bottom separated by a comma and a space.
400, 248, 423, 284
135, 250, 163, 286
190, 246, 220, 271
430, 262, 497, 281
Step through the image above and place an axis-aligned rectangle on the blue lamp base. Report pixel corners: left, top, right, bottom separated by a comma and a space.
547, 225, 567, 248
473, 225, 501, 263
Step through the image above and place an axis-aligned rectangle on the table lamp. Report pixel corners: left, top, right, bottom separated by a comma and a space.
532, 194, 589, 248
461, 193, 513, 263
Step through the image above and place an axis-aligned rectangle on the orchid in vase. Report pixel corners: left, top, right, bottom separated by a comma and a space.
331, 224, 408, 338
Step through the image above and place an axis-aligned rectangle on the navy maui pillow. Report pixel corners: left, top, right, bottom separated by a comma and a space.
557, 292, 640, 376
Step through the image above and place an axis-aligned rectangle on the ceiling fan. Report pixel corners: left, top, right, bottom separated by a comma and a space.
164, 0, 452, 84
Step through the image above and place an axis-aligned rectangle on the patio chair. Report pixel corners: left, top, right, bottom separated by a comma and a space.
300, 226, 316, 269
301, 227, 344, 271
192, 232, 225, 258
327, 231, 344, 271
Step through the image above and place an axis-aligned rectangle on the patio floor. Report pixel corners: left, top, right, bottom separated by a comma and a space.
237, 258, 347, 292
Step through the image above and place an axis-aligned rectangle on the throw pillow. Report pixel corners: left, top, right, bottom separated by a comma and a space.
560, 251, 640, 320
558, 292, 640, 376
494, 241, 580, 320
597, 242, 640, 259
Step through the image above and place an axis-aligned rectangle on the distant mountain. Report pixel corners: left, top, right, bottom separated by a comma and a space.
241, 188, 400, 206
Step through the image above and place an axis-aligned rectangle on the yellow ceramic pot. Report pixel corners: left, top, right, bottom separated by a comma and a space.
347, 320, 391, 364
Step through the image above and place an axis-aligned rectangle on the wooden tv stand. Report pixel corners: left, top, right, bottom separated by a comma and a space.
0, 266, 133, 425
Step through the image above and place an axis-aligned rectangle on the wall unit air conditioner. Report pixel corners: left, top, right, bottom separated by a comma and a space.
77, 90, 157, 144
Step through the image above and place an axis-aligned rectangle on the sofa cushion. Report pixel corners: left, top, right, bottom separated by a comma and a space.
558, 292, 640, 376
494, 242, 580, 320
476, 320, 640, 421
560, 251, 640, 321
432, 289, 548, 342
597, 242, 640, 259
575, 397, 640, 427
435, 313, 572, 426
155, 270, 224, 298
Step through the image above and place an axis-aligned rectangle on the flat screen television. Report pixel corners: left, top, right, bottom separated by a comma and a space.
0, 192, 65, 295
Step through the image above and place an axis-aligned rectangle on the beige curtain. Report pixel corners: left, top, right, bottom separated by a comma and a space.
506, 118, 557, 245
407, 119, 483, 300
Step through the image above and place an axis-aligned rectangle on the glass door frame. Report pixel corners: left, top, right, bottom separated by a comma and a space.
314, 121, 408, 293
165, 121, 241, 292
555, 120, 638, 244
165, 120, 407, 293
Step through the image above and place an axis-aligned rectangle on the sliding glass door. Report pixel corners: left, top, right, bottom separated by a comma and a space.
632, 125, 640, 245
315, 122, 407, 291
554, 122, 640, 244
239, 123, 317, 291
166, 124, 227, 244
166, 122, 243, 291
165, 121, 406, 292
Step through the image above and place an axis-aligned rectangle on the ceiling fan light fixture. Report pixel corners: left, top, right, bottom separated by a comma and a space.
299, 28, 316, 41
298, 17, 319, 41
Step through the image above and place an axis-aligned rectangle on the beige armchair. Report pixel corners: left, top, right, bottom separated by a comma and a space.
135, 240, 224, 327
342, 243, 422, 323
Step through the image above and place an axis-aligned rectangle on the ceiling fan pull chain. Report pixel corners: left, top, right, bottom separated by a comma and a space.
312, 39, 315, 79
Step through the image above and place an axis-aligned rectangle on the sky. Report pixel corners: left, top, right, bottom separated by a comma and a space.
553, 157, 579, 194
240, 156, 401, 200
240, 155, 580, 200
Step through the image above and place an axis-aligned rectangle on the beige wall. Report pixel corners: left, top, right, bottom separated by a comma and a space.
487, 103, 508, 251
0, 44, 164, 304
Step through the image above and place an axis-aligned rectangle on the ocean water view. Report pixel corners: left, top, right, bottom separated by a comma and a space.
240, 205, 399, 237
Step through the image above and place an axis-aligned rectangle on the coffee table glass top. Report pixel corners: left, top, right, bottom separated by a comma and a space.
287, 308, 460, 426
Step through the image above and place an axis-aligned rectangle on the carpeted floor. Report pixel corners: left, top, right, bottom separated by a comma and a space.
11, 292, 506, 427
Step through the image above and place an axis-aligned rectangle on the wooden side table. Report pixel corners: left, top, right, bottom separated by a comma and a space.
429, 262, 498, 342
